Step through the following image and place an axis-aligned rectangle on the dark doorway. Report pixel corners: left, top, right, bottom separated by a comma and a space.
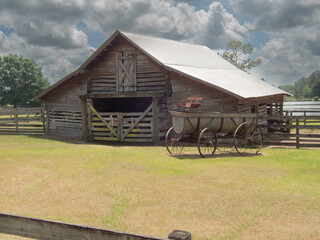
92, 97, 152, 113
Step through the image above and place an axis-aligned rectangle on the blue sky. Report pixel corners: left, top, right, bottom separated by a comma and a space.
0, 0, 320, 86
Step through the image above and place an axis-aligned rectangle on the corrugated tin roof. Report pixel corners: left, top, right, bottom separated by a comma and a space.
33, 30, 289, 101
121, 31, 289, 99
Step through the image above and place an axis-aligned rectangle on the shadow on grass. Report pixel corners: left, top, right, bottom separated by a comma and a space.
26, 134, 156, 147
167, 151, 263, 160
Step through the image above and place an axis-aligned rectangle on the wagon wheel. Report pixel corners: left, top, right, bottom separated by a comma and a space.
165, 127, 184, 154
234, 122, 263, 156
198, 128, 217, 158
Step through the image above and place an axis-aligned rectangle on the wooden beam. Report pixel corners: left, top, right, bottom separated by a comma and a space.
84, 92, 166, 99
152, 97, 159, 145
122, 103, 152, 140
0, 213, 167, 240
89, 105, 119, 139
81, 97, 88, 141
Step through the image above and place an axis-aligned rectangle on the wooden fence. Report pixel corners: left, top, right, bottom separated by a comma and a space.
0, 213, 191, 240
260, 110, 320, 148
0, 107, 45, 135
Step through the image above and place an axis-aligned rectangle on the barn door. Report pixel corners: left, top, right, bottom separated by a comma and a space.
116, 50, 136, 92
89, 103, 154, 142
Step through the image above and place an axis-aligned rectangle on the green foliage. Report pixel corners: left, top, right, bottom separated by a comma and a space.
314, 96, 319, 101
221, 40, 262, 72
279, 84, 294, 94
0, 54, 49, 107
312, 81, 320, 97
302, 85, 312, 98
282, 70, 320, 99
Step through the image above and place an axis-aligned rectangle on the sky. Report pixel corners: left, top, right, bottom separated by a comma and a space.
0, 0, 320, 86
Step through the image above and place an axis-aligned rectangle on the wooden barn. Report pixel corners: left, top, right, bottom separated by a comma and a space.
32, 30, 289, 144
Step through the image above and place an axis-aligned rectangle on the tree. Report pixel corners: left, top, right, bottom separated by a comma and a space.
0, 54, 49, 107
221, 40, 262, 72
279, 84, 294, 95
302, 85, 312, 99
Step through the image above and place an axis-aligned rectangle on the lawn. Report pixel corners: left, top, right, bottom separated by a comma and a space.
0, 135, 319, 240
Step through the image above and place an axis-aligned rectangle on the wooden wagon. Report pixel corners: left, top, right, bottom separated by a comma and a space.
165, 110, 263, 158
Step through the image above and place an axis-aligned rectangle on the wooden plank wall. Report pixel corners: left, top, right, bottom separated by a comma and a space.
238, 95, 284, 133
167, 72, 238, 112
87, 37, 171, 94
44, 74, 88, 139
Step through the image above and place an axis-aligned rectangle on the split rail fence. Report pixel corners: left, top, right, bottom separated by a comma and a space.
0, 213, 191, 240
260, 110, 320, 148
0, 107, 45, 135
0, 107, 319, 149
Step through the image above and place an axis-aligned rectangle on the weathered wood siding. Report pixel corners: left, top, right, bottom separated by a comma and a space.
45, 74, 88, 138
238, 95, 284, 131
87, 37, 170, 94
167, 72, 238, 112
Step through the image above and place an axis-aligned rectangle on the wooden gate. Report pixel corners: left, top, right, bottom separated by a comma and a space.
116, 50, 136, 92
89, 104, 153, 142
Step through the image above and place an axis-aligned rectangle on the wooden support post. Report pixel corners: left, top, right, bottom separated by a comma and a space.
15, 108, 18, 134
88, 105, 93, 141
118, 113, 123, 141
80, 97, 88, 141
152, 97, 159, 145
296, 119, 300, 149
45, 107, 49, 136
168, 230, 192, 240
41, 102, 46, 135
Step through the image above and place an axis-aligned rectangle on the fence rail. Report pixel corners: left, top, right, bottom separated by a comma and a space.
0, 107, 45, 135
259, 110, 320, 149
0, 213, 191, 240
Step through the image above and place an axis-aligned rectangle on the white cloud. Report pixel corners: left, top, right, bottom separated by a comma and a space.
0, 0, 250, 84
228, 0, 320, 85
3, 0, 319, 86
0, 0, 88, 49
84, 0, 247, 48
0, 32, 94, 84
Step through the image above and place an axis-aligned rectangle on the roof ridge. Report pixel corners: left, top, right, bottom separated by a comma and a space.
120, 30, 209, 49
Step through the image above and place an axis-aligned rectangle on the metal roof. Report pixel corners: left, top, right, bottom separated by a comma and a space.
33, 30, 289, 101
121, 31, 289, 99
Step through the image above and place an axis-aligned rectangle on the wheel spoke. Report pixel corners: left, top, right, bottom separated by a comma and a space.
198, 128, 217, 158
165, 127, 184, 154
234, 123, 263, 156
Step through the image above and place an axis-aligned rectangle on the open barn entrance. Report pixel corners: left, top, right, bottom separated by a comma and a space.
88, 97, 154, 143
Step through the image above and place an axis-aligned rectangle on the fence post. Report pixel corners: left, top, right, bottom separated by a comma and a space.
168, 230, 192, 240
80, 97, 88, 141
15, 108, 19, 134
296, 118, 300, 149
41, 104, 46, 135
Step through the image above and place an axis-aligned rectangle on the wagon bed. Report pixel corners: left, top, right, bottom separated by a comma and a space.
166, 110, 263, 158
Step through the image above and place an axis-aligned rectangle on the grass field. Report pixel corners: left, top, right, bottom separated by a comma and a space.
0, 135, 319, 240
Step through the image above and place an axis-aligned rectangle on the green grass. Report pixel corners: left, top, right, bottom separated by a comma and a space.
0, 135, 319, 240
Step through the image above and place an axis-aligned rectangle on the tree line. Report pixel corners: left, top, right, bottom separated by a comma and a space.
279, 70, 320, 100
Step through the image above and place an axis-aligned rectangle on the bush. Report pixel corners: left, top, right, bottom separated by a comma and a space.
314, 96, 319, 101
